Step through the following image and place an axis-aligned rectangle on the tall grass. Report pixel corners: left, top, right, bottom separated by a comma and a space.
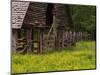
12, 41, 96, 74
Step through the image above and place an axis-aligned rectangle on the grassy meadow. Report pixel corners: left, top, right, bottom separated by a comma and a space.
12, 41, 96, 74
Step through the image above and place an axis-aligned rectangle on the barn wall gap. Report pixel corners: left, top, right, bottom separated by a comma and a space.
46, 4, 54, 26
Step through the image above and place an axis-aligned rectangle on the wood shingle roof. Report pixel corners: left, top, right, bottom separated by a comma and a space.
12, 1, 30, 29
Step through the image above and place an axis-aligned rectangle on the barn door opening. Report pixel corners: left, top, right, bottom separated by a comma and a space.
32, 28, 40, 53
46, 4, 54, 26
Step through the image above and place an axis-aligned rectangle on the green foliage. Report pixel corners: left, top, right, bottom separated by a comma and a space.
70, 5, 96, 33
12, 41, 96, 74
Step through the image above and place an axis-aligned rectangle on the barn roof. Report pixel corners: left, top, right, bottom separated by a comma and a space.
12, 1, 73, 29
23, 2, 47, 27
12, 1, 30, 29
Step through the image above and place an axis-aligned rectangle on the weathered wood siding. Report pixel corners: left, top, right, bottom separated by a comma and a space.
23, 2, 48, 27
55, 4, 69, 28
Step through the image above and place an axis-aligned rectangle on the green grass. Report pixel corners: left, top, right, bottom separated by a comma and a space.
12, 41, 96, 74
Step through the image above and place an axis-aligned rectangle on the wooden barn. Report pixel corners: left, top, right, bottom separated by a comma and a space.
12, 1, 74, 54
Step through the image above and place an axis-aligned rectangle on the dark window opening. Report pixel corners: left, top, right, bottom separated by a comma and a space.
17, 28, 27, 39
46, 4, 54, 26
17, 29, 21, 38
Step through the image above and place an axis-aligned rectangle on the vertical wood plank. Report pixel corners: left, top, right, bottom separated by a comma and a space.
27, 28, 32, 53
39, 29, 43, 53
12, 30, 18, 53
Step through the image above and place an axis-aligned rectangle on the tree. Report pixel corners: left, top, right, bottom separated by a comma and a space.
70, 5, 96, 33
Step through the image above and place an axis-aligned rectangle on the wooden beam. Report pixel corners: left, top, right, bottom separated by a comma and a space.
26, 28, 32, 53
12, 30, 18, 53
39, 29, 43, 53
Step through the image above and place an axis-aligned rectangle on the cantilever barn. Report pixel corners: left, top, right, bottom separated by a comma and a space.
12, 1, 74, 54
